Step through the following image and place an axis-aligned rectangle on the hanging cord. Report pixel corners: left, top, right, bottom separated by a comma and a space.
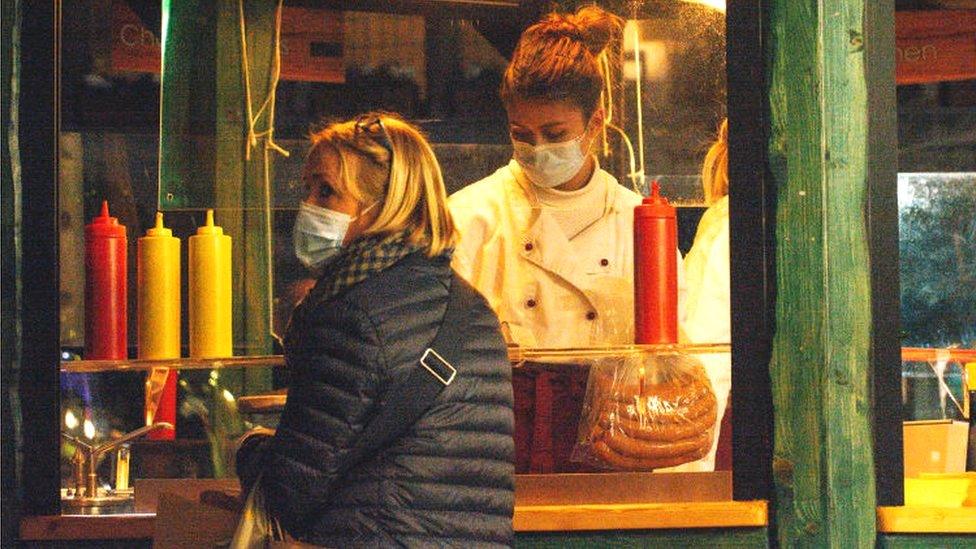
599, 52, 613, 157
599, 48, 641, 194
629, 20, 646, 187
239, 0, 290, 161
239, 0, 289, 348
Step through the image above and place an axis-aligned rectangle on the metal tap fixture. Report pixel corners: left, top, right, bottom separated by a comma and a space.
61, 422, 173, 507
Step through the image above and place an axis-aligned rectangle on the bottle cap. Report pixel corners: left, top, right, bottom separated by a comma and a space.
195, 209, 224, 236
144, 212, 173, 238
635, 180, 676, 218
86, 201, 127, 238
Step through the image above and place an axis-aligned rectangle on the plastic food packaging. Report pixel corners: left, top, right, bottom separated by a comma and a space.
574, 353, 718, 471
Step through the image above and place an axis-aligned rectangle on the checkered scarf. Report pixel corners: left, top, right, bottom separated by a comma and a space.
302, 231, 427, 308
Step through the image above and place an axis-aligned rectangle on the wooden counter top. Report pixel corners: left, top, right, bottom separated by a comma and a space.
514, 500, 767, 532
27, 503, 976, 541
877, 506, 976, 534
20, 513, 156, 541
21, 501, 768, 541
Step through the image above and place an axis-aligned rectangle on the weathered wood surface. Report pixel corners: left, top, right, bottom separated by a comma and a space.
159, 0, 276, 478
767, 0, 877, 546
214, 0, 276, 386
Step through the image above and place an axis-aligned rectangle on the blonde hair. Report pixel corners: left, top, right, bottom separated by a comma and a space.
702, 119, 729, 205
501, 5, 623, 119
307, 113, 457, 256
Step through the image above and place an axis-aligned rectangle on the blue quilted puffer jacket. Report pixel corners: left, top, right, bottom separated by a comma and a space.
237, 252, 515, 548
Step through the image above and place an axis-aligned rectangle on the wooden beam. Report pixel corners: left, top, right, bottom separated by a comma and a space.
17, 0, 63, 517
214, 0, 277, 373
727, 0, 776, 506
767, 0, 881, 545
865, 0, 903, 507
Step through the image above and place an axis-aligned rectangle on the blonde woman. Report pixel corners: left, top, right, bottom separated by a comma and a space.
237, 113, 515, 547
676, 118, 731, 472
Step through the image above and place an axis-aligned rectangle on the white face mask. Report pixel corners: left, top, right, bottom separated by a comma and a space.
512, 131, 590, 189
292, 201, 352, 272
293, 199, 379, 273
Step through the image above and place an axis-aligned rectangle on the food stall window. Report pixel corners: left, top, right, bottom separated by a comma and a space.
54, 0, 741, 514
893, 4, 975, 500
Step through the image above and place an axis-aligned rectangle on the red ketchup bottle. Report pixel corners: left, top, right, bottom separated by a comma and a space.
85, 201, 128, 359
634, 181, 678, 344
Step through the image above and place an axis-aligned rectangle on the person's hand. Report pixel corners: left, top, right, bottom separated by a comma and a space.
235, 426, 276, 452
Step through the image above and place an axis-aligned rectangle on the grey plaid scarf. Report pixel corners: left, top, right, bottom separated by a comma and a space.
301, 231, 426, 309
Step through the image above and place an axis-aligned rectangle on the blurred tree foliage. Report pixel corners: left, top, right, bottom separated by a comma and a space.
899, 174, 976, 347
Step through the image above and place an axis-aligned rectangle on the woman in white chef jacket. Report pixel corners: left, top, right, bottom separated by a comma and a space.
670, 118, 732, 472
449, 6, 685, 473
450, 6, 683, 348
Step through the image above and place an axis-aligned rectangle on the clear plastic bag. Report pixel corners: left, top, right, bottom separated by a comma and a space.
574, 352, 718, 471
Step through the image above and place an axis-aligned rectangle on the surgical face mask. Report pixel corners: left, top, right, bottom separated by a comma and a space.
512, 131, 590, 189
292, 201, 357, 272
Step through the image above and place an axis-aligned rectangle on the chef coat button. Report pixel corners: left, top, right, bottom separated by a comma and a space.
586, 311, 597, 321
524, 242, 534, 251
600, 258, 609, 266
526, 299, 537, 308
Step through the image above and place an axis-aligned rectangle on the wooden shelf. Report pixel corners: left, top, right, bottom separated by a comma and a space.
901, 347, 976, 363
877, 506, 976, 533
513, 500, 768, 532
60, 344, 733, 374
60, 355, 285, 374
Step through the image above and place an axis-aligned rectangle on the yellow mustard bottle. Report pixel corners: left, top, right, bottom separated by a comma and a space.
188, 209, 233, 358
137, 212, 181, 359
138, 212, 181, 439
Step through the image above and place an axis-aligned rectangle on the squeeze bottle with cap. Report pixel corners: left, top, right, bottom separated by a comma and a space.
188, 209, 233, 358
137, 212, 180, 439
633, 181, 678, 344
85, 201, 128, 359
967, 362, 976, 471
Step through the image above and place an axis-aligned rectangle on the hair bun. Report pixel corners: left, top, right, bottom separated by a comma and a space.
538, 5, 622, 56
569, 5, 624, 57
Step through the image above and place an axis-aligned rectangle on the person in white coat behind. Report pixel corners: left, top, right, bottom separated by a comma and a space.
669, 118, 732, 472
449, 6, 684, 473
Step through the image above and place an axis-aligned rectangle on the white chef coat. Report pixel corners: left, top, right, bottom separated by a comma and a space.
449, 159, 685, 348
659, 194, 732, 473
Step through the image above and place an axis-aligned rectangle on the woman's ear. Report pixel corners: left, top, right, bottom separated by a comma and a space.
588, 107, 606, 133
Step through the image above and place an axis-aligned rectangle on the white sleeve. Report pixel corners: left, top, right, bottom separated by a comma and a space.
683, 228, 731, 344
676, 247, 687, 335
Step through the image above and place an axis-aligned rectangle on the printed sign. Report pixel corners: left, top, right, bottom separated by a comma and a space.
896, 11, 976, 85
110, 1, 344, 83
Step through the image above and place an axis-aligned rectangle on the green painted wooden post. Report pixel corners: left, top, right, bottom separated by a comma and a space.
159, 0, 216, 209
214, 0, 276, 391
160, 0, 278, 475
767, 0, 876, 547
